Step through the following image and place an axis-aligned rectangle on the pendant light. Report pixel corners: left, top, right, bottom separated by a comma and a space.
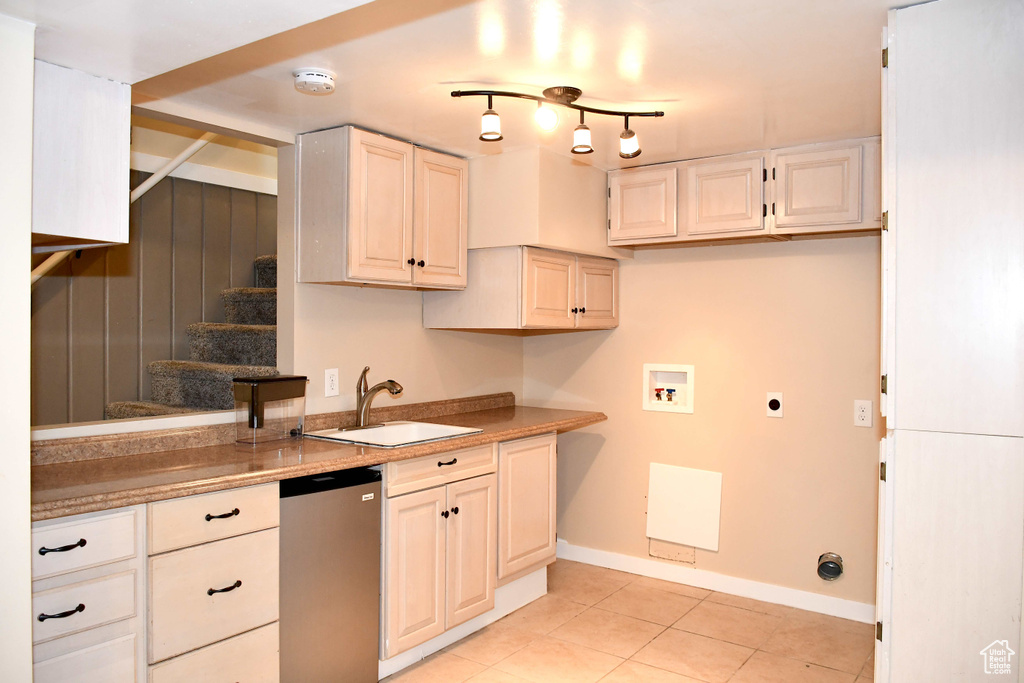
619, 116, 641, 159
480, 95, 503, 141
534, 102, 559, 131
571, 110, 593, 154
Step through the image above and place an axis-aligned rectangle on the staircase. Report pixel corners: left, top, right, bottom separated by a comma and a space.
105, 255, 279, 419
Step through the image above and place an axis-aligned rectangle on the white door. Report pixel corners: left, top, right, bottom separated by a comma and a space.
521, 248, 575, 329
347, 128, 414, 284
413, 148, 468, 289
383, 487, 446, 658
684, 153, 766, 236
575, 256, 618, 329
608, 167, 678, 243
445, 475, 496, 629
770, 143, 862, 232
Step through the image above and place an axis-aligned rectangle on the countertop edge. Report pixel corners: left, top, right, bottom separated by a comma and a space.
31, 410, 606, 521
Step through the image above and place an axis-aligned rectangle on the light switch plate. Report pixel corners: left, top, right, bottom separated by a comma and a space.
854, 399, 873, 427
767, 392, 783, 418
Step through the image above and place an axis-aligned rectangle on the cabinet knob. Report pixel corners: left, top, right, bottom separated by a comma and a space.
580, 307, 586, 314
417, 260, 425, 267
451, 506, 460, 515
441, 510, 450, 519
571, 308, 578, 314
407, 258, 416, 265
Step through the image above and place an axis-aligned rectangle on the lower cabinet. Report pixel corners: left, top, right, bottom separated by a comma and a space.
382, 471, 497, 658
497, 434, 558, 582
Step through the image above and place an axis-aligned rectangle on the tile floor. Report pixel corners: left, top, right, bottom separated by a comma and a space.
383, 560, 875, 683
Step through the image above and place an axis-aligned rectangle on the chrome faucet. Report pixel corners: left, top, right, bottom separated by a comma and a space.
353, 366, 403, 428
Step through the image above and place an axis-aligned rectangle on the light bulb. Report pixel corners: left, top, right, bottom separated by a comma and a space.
535, 103, 559, 131
480, 109, 502, 141
619, 128, 640, 158
571, 124, 593, 154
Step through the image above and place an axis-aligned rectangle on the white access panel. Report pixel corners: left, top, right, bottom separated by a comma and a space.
646, 464, 722, 552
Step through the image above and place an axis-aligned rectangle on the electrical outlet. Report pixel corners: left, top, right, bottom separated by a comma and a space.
854, 399, 873, 427
324, 368, 339, 397
767, 392, 783, 418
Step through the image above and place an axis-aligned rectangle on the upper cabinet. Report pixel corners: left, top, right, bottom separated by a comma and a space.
607, 136, 881, 246
32, 61, 130, 253
608, 166, 677, 242
684, 152, 766, 238
297, 126, 468, 289
423, 246, 618, 331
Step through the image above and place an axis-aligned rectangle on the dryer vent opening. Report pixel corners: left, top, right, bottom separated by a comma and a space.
817, 552, 843, 581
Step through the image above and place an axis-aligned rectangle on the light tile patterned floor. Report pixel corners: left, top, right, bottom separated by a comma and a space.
383, 560, 875, 683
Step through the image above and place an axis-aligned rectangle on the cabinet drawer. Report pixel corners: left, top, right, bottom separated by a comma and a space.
35, 633, 136, 683
33, 510, 137, 580
149, 622, 279, 683
33, 571, 136, 644
149, 528, 279, 663
385, 443, 497, 497
149, 483, 279, 554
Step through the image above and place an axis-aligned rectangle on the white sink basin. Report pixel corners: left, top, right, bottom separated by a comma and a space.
305, 421, 483, 448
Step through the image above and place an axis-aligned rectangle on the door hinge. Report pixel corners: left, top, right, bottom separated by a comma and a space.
608, 187, 611, 198
880, 462, 887, 481
607, 219, 611, 230
763, 204, 767, 218
772, 202, 776, 216
882, 48, 888, 68
763, 168, 767, 182
876, 621, 883, 641
881, 375, 888, 395
772, 167, 776, 180
882, 211, 888, 231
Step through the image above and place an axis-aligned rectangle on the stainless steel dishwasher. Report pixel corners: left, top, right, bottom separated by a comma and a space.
280, 466, 381, 682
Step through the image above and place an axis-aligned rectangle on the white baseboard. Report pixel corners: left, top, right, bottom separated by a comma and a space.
377, 567, 547, 680
557, 539, 875, 624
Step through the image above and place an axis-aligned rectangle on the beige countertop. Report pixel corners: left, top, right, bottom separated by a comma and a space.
31, 403, 606, 521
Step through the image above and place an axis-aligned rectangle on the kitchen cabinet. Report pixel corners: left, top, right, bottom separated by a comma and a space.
422, 246, 618, 331
381, 444, 497, 658
147, 482, 280, 678
770, 138, 881, 235
32, 60, 130, 253
30, 506, 146, 683
684, 152, 767, 238
608, 166, 678, 242
296, 125, 467, 289
606, 137, 881, 246
497, 434, 557, 582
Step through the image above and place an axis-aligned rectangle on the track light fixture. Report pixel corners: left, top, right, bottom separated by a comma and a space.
452, 86, 663, 158
479, 95, 502, 141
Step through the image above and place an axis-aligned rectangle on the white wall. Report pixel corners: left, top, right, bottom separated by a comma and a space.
524, 236, 882, 604
0, 12, 36, 681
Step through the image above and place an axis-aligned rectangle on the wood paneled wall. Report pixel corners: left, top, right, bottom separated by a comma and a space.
31, 172, 277, 426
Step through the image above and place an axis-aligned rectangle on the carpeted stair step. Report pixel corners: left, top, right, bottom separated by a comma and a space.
104, 401, 200, 420
149, 360, 278, 411
188, 323, 276, 366
222, 288, 276, 325
254, 255, 277, 288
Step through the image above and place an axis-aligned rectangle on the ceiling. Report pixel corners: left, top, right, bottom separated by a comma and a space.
9, 0, 895, 169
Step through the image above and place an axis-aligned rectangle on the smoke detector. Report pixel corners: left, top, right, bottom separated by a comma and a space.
293, 68, 336, 95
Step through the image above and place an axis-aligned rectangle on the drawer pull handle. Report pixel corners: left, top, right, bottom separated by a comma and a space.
38, 604, 85, 622
205, 508, 240, 522
207, 580, 242, 596
38, 538, 87, 555
437, 458, 458, 468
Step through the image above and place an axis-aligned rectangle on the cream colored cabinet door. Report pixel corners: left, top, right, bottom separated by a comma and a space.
383, 486, 446, 658
347, 128, 415, 284
521, 247, 576, 329
575, 256, 618, 329
498, 434, 557, 581
684, 153, 766, 237
445, 474, 496, 629
413, 149, 468, 289
770, 143, 863, 232
608, 167, 678, 243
